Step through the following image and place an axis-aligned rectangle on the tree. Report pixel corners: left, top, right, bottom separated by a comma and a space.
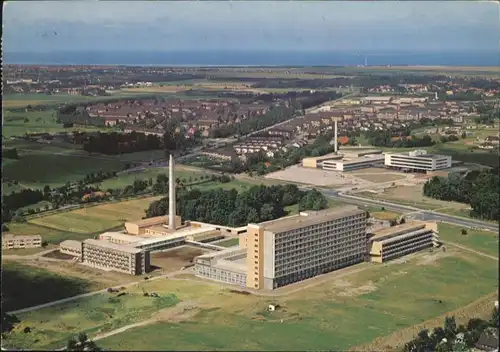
66, 332, 101, 351
444, 316, 457, 339
389, 219, 398, 227
399, 217, 406, 224
461, 229, 468, 235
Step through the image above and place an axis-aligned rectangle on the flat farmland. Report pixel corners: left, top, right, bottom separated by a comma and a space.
7, 244, 497, 351
358, 184, 470, 211
2, 149, 124, 188
29, 196, 163, 233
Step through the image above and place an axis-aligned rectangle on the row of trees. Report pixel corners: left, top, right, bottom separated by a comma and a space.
404, 308, 499, 352
83, 131, 162, 155
365, 130, 435, 148
144, 184, 328, 227
423, 168, 499, 221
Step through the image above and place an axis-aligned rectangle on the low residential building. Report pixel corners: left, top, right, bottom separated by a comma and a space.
81, 239, 150, 275
368, 222, 439, 263
384, 150, 452, 172
59, 240, 83, 257
2, 234, 42, 250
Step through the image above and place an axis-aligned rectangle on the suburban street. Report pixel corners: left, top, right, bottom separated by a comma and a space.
319, 189, 499, 233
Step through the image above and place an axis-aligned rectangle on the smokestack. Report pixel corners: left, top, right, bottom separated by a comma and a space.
334, 119, 338, 154
168, 154, 176, 231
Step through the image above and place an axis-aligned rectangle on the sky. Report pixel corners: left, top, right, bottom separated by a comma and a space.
3, 1, 499, 53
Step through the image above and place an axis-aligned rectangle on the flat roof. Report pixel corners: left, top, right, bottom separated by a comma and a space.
125, 216, 167, 227
100, 232, 141, 243
213, 259, 247, 274
135, 225, 217, 246
258, 205, 364, 233
3, 234, 42, 240
303, 153, 343, 162
323, 154, 385, 166
370, 221, 427, 241
83, 239, 143, 254
387, 151, 449, 160
60, 240, 82, 249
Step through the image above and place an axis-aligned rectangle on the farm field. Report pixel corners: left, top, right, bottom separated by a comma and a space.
2, 148, 125, 188
357, 184, 471, 212
10, 245, 496, 351
2, 109, 107, 138
29, 196, 164, 234
437, 223, 499, 258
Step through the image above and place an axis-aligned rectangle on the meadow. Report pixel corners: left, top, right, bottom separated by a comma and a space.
29, 196, 164, 234
437, 223, 499, 258
2, 289, 180, 350
2, 148, 125, 188
5, 245, 496, 351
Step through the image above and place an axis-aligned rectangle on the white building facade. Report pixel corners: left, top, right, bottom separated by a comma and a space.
384, 150, 452, 171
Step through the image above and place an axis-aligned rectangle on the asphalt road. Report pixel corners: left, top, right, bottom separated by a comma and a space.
318, 189, 499, 233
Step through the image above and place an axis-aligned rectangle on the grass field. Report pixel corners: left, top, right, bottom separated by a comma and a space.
358, 184, 470, 212
215, 238, 240, 248
5, 222, 95, 244
10, 244, 495, 351
29, 196, 164, 234
1, 261, 94, 312
2, 290, 180, 350
438, 223, 499, 257
2, 109, 109, 138
2, 148, 125, 188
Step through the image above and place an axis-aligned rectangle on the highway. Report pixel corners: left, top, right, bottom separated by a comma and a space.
318, 189, 499, 233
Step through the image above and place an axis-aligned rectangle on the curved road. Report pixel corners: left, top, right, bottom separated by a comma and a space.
315, 189, 499, 233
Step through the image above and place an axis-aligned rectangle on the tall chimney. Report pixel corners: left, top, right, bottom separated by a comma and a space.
168, 154, 176, 231
334, 119, 338, 154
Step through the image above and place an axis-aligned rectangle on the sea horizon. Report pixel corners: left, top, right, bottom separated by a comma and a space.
3, 50, 499, 67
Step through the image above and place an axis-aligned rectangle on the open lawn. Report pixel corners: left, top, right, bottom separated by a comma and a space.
29, 196, 163, 234
2, 109, 107, 138
2, 149, 124, 188
215, 238, 240, 248
1, 261, 94, 312
151, 246, 206, 272
358, 184, 470, 212
10, 245, 495, 351
2, 290, 180, 350
437, 223, 499, 258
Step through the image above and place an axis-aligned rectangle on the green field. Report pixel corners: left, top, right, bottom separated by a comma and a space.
216, 238, 240, 247
5, 222, 104, 244
8, 245, 495, 351
438, 223, 499, 257
2, 290, 180, 350
1, 261, 94, 312
2, 148, 124, 188
2, 109, 110, 138
28, 195, 163, 234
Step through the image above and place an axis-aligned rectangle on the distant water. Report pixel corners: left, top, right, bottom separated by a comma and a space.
3, 50, 499, 67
